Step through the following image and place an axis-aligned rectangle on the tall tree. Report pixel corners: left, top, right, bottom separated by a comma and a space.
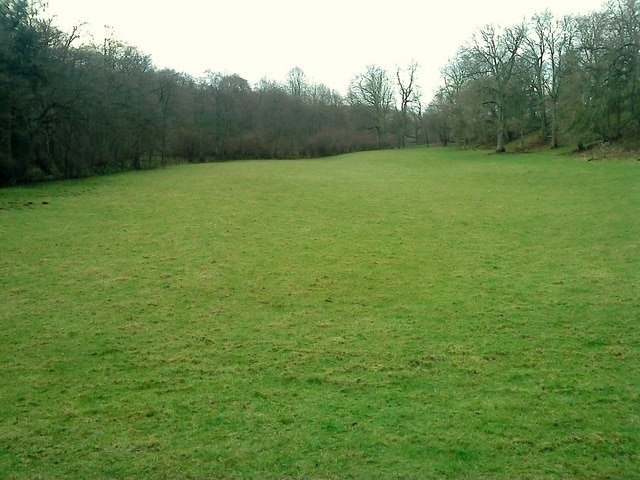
604, 0, 640, 134
286, 66, 308, 98
545, 14, 575, 148
573, 10, 616, 141
525, 11, 552, 142
347, 65, 394, 148
468, 23, 527, 152
436, 51, 474, 145
396, 61, 419, 147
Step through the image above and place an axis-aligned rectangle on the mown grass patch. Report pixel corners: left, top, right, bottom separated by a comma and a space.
1, 148, 638, 478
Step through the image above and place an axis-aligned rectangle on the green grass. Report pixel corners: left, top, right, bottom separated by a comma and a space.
1, 148, 639, 479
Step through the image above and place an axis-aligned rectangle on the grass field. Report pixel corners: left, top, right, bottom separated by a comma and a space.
1, 148, 639, 478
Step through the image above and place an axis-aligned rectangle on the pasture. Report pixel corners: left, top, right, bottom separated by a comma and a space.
1, 148, 638, 478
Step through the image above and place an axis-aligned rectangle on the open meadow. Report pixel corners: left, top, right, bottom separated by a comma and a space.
1, 148, 639, 478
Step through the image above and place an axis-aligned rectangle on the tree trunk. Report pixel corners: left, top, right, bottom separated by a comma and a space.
496, 104, 506, 153
537, 79, 548, 142
0, 108, 14, 181
2, 108, 12, 164
540, 107, 548, 142
133, 134, 141, 170
400, 112, 407, 148
550, 98, 559, 149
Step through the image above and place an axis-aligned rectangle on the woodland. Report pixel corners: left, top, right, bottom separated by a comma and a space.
1, 0, 639, 184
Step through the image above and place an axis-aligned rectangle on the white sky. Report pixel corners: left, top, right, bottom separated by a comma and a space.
45, 0, 605, 101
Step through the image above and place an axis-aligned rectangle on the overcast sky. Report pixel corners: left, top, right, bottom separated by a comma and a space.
45, 0, 605, 101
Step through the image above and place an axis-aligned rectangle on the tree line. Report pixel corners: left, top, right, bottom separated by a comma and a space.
426, 0, 640, 152
1, 1, 424, 185
1, 0, 638, 185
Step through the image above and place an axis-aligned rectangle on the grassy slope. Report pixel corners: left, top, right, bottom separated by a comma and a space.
1, 148, 638, 478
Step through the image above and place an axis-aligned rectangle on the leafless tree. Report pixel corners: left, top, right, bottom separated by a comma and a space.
286, 66, 308, 98
545, 15, 575, 148
396, 61, 419, 147
525, 11, 551, 142
468, 23, 527, 152
348, 65, 395, 147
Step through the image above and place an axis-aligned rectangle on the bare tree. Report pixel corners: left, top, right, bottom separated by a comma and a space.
545, 15, 575, 148
523, 11, 576, 148
348, 65, 394, 147
468, 23, 527, 152
286, 66, 308, 98
308, 82, 342, 107
571, 0, 640, 142
396, 61, 419, 147
437, 51, 474, 145
525, 11, 551, 142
